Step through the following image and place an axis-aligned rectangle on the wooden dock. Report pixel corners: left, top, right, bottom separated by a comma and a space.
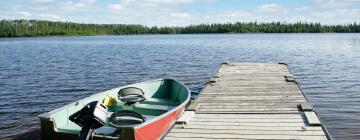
165, 62, 332, 140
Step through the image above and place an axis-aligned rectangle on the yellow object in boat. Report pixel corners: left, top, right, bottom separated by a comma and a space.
103, 96, 117, 106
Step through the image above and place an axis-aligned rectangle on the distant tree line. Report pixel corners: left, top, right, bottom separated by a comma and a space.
1, 20, 360, 37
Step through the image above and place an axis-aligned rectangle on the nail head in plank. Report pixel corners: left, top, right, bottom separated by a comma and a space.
209, 78, 217, 83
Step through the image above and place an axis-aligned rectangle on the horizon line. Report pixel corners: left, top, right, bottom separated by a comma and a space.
2, 19, 360, 27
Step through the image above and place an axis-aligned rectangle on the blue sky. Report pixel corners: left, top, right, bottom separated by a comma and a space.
0, 0, 359, 26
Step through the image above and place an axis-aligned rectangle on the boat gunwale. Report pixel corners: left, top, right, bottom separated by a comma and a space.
38, 78, 190, 131
134, 78, 190, 129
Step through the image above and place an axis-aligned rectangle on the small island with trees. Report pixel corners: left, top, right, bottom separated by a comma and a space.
1, 20, 360, 37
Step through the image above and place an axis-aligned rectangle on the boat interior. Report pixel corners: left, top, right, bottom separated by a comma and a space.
48, 79, 189, 136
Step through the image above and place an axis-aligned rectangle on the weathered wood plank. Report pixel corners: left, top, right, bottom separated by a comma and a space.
165, 62, 329, 140
165, 137, 326, 140
186, 102, 200, 112
189, 118, 304, 123
220, 72, 287, 75
198, 99, 307, 102
305, 111, 321, 126
198, 102, 305, 106
201, 91, 303, 95
301, 103, 313, 111
217, 79, 285, 83
199, 94, 305, 98
176, 111, 195, 125
193, 114, 303, 119
202, 88, 301, 93
169, 129, 325, 136
198, 95, 305, 99
207, 85, 299, 89
197, 108, 300, 112
173, 124, 323, 131
198, 106, 299, 109
187, 121, 311, 127
165, 133, 327, 140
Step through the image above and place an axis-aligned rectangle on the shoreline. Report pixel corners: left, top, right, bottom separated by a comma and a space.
1, 32, 360, 39
1, 20, 360, 38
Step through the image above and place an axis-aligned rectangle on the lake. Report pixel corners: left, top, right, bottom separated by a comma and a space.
0, 34, 359, 139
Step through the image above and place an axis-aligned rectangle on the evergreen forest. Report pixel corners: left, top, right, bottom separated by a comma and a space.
1, 20, 360, 37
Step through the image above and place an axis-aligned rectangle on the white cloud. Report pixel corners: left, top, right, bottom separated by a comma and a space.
30, 0, 55, 3
98, 0, 196, 25
120, 0, 194, 7
255, 4, 288, 14
34, 6, 49, 11
140, 0, 194, 5
7, 10, 64, 21
122, 0, 137, 4
14, 11, 32, 18
37, 14, 62, 21
59, 1, 97, 12
107, 4, 123, 11
295, 6, 312, 12
314, 0, 360, 8
202, 11, 256, 23
201, 0, 217, 4
313, 8, 360, 20
170, 12, 191, 19
2, 0, 360, 26
81, 0, 96, 4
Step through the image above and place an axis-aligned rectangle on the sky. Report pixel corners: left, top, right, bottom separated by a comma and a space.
0, 0, 360, 26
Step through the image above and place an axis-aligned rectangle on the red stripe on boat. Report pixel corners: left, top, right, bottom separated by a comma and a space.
134, 106, 185, 140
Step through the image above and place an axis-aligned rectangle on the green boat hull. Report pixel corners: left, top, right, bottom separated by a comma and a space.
39, 79, 190, 140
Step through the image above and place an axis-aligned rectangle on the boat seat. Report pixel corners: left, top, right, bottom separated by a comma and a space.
94, 116, 157, 136
143, 115, 157, 121
95, 127, 117, 136
142, 98, 179, 106
57, 123, 81, 134
135, 104, 176, 111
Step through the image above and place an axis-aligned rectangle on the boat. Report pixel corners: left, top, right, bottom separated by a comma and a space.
39, 79, 190, 140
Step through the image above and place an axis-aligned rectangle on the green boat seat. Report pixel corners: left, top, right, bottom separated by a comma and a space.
142, 98, 179, 106
95, 127, 117, 136
58, 122, 81, 133
135, 104, 176, 111
143, 115, 157, 121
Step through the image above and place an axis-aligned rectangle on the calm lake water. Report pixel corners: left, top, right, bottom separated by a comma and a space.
0, 34, 359, 139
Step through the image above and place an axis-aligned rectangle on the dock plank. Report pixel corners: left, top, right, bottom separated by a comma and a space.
164, 62, 330, 140
305, 111, 322, 126
176, 111, 195, 124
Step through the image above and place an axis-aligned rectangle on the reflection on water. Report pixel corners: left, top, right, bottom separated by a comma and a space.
0, 34, 359, 139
